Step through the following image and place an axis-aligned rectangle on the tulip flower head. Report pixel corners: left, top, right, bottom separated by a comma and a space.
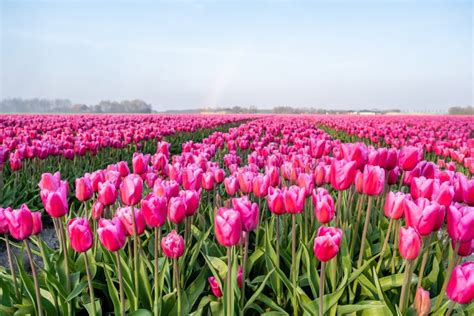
414, 287, 431, 316
97, 218, 126, 252
120, 174, 143, 206
67, 217, 93, 252
312, 188, 335, 224
5, 205, 33, 240
215, 208, 242, 247
399, 226, 422, 260
446, 262, 474, 305
313, 226, 343, 262
232, 196, 259, 232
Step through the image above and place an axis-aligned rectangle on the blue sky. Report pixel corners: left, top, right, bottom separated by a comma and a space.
1, 0, 472, 112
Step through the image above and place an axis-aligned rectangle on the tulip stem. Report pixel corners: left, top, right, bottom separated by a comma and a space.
391, 220, 400, 273
5, 236, 20, 301
131, 206, 140, 310
398, 170, 405, 191
417, 234, 433, 289
335, 191, 342, 227
319, 261, 326, 316
376, 218, 394, 273
24, 239, 43, 316
291, 213, 298, 316
57, 218, 72, 315
154, 226, 161, 316
84, 252, 96, 316
446, 301, 456, 316
227, 246, 233, 316
115, 251, 125, 316
399, 259, 414, 314
241, 233, 248, 310
350, 194, 364, 257
275, 215, 282, 305
435, 240, 460, 310
357, 196, 373, 268
174, 258, 182, 316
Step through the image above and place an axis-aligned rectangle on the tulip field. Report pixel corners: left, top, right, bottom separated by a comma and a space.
0, 114, 473, 316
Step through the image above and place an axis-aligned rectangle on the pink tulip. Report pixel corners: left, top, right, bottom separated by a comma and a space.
180, 190, 201, 216
232, 196, 259, 232
398, 146, 423, 171
153, 179, 180, 200
215, 208, 242, 247
202, 171, 215, 191
362, 165, 385, 196
447, 204, 474, 242
115, 207, 145, 236
182, 167, 203, 191
142, 194, 167, 227
31, 212, 42, 235
383, 191, 407, 219
312, 188, 335, 224
460, 175, 474, 206
267, 187, 285, 215
414, 287, 431, 316
67, 217, 93, 252
446, 262, 474, 304
405, 198, 445, 236
224, 176, 239, 196
161, 229, 185, 258
208, 276, 222, 297
75, 176, 93, 202
5, 205, 33, 240
120, 174, 143, 206
91, 201, 104, 220
411, 177, 436, 200
453, 239, 473, 257
117, 161, 130, 177
0, 208, 10, 234
253, 173, 270, 198
132, 153, 150, 175
38, 172, 61, 191
168, 196, 186, 224
41, 181, 69, 218
432, 181, 454, 207
98, 181, 118, 206
330, 160, 357, 191
283, 185, 305, 214
297, 173, 314, 197
237, 171, 254, 194
97, 218, 126, 252
399, 226, 422, 260
313, 226, 343, 262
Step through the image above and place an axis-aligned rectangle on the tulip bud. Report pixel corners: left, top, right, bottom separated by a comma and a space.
232, 196, 259, 232
115, 207, 145, 236
313, 226, 343, 262
283, 185, 305, 214
75, 177, 93, 202
208, 276, 222, 297
446, 262, 474, 305
267, 187, 285, 215
120, 174, 143, 206
215, 208, 242, 247
67, 217, 93, 252
237, 266, 243, 288
312, 188, 335, 224
168, 196, 186, 224
142, 194, 167, 227
399, 226, 422, 260
161, 230, 185, 258
98, 218, 126, 252
5, 205, 33, 240
413, 287, 431, 316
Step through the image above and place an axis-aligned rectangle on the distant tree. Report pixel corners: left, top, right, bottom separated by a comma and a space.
448, 106, 473, 115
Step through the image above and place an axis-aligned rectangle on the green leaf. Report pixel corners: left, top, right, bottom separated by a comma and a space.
66, 281, 87, 302
244, 269, 274, 310
127, 309, 153, 316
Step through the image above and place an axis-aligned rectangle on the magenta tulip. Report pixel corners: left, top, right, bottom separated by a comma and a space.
161, 229, 185, 258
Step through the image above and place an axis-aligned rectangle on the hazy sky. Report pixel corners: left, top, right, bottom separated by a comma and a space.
1, 0, 472, 112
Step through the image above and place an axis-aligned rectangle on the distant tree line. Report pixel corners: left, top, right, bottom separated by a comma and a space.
448, 106, 474, 115
194, 106, 402, 115
0, 98, 153, 113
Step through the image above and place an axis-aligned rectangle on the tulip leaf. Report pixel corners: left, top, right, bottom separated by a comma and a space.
244, 269, 274, 310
